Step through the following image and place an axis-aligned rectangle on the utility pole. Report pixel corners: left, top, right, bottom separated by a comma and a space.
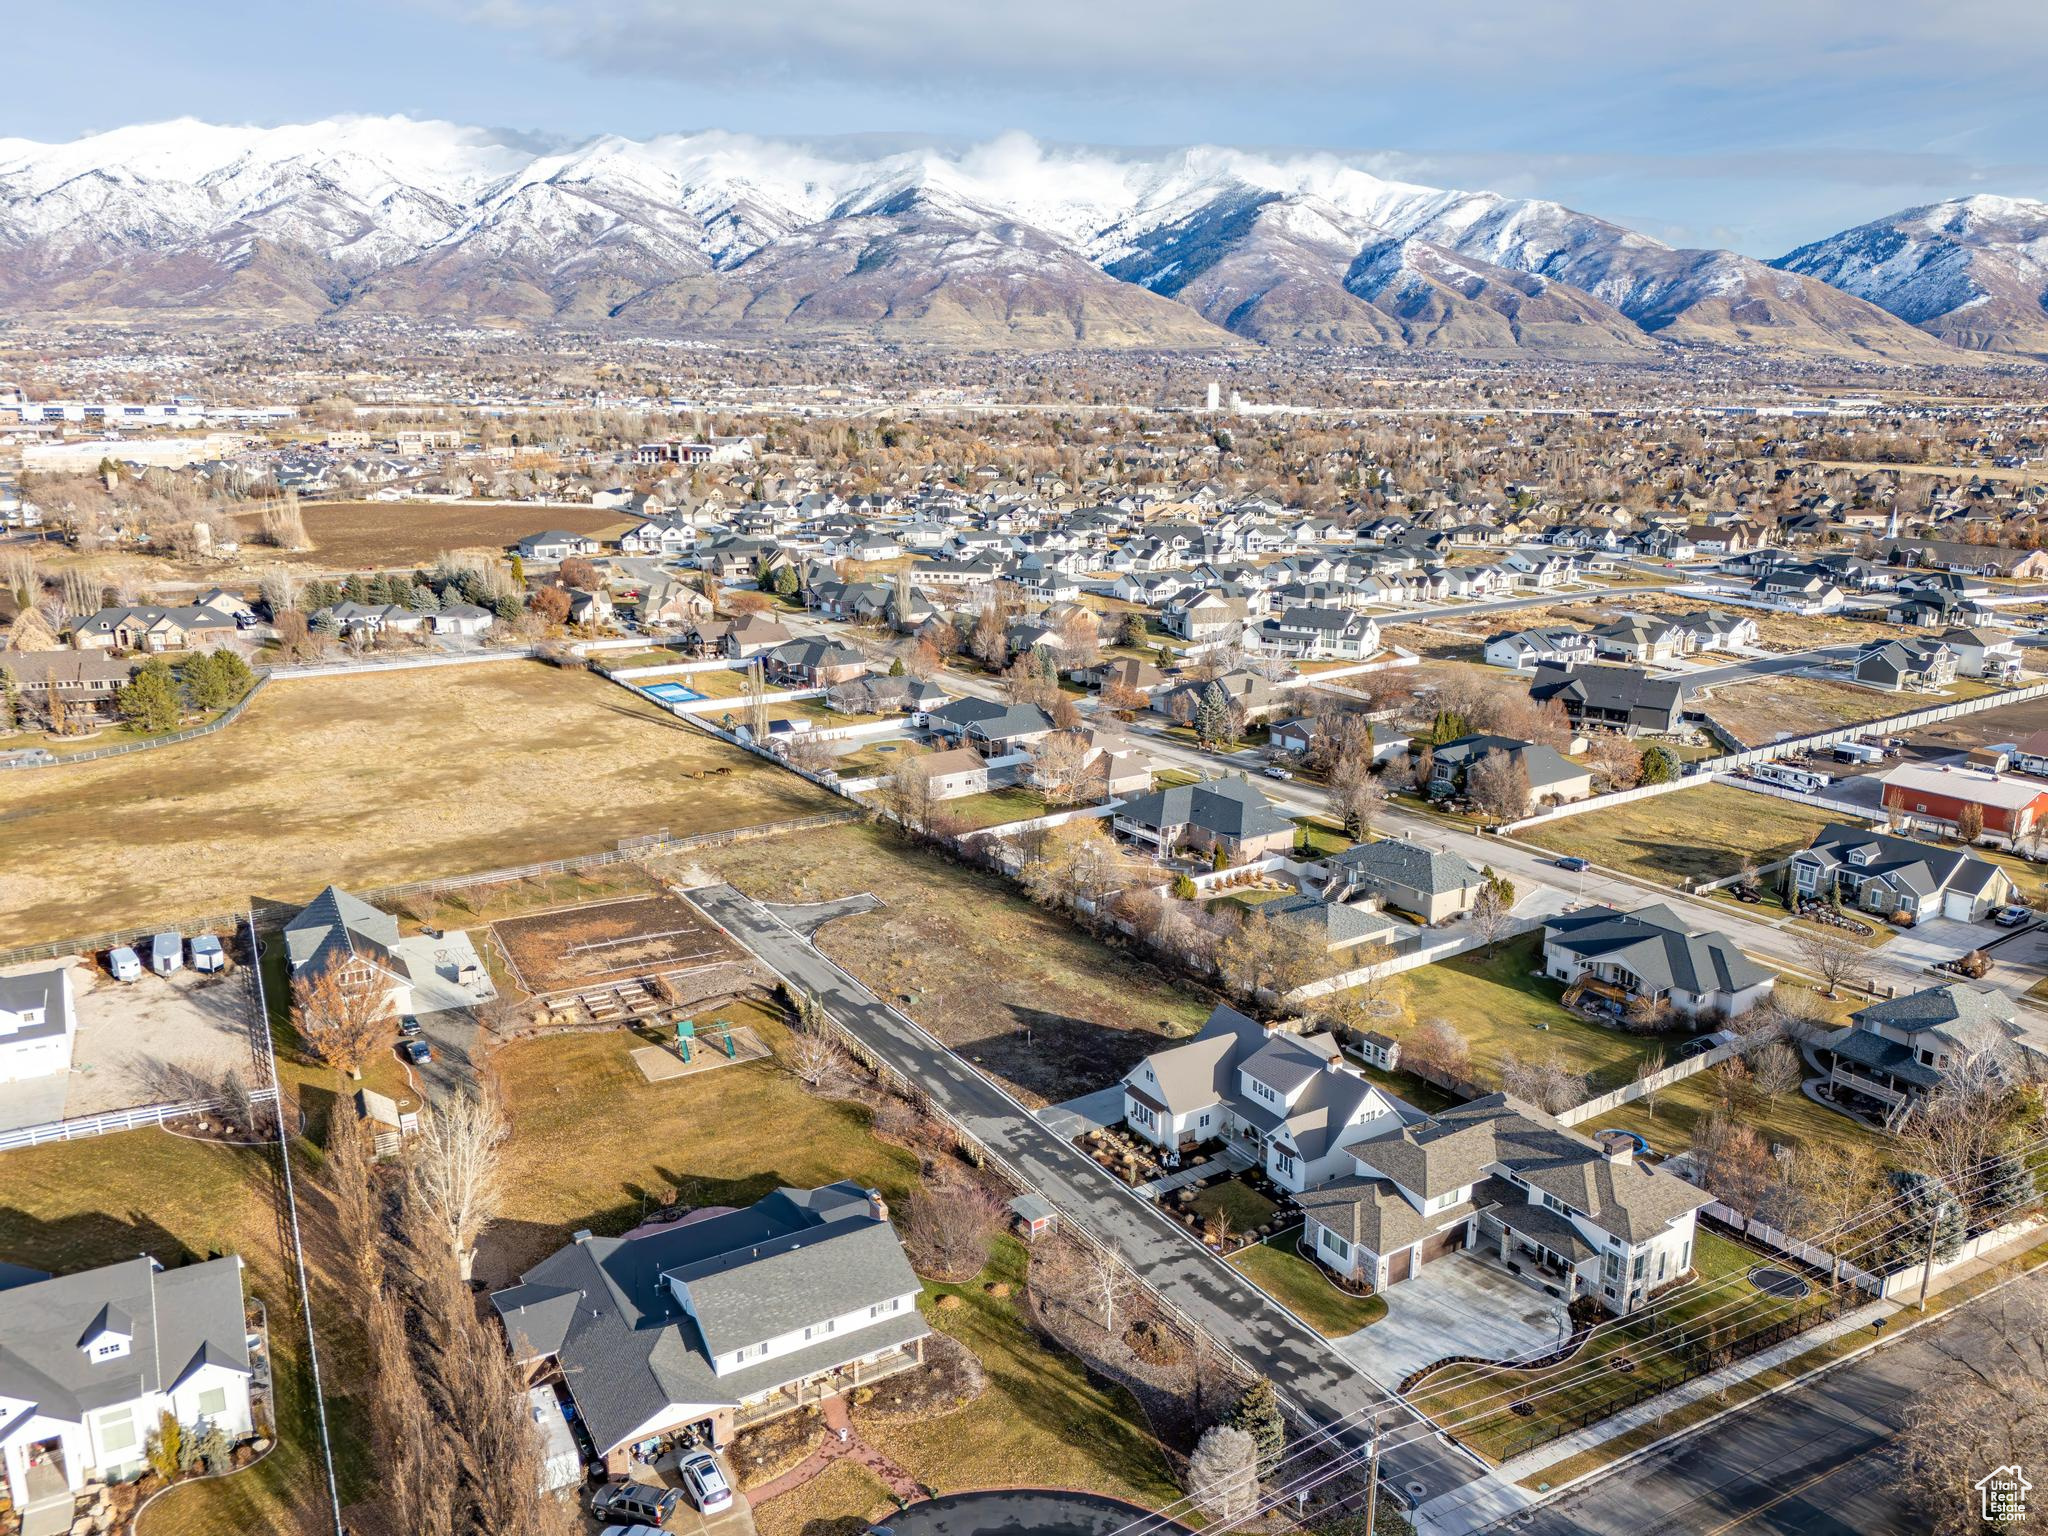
1361, 1414, 1382, 1536
1917, 1204, 1940, 1312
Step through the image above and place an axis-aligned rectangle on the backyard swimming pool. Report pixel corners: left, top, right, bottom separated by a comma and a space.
643, 681, 707, 705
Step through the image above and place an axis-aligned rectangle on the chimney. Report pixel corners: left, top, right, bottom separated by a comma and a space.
1596, 1131, 1635, 1166
866, 1188, 890, 1224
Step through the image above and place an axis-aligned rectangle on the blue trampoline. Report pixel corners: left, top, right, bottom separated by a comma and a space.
643, 681, 706, 705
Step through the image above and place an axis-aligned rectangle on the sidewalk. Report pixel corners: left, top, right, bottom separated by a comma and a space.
1413, 1223, 2048, 1535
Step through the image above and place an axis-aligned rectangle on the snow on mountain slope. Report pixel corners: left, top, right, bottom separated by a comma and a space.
0, 116, 1979, 358
1775, 195, 2048, 357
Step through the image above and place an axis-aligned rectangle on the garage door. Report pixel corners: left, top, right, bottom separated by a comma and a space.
1386, 1247, 1413, 1285
1422, 1225, 1466, 1263
1943, 891, 1977, 922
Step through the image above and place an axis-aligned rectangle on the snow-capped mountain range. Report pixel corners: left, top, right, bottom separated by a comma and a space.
0, 116, 2037, 359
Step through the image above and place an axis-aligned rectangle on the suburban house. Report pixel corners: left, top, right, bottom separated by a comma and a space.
1109, 777, 1298, 862
0, 651, 136, 722
1253, 607, 1380, 661
1542, 904, 1775, 1020
925, 698, 1055, 758
69, 604, 239, 654
491, 1183, 928, 1472
513, 530, 602, 562
1296, 1095, 1712, 1315
1253, 893, 1404, 956
1120, 1006, 1414, 1193
764, 638, 868, 689
1881, 763, 2048, 846
1320, 839, 1484, 924
1591, 615, 1688, 666
1823, 983, 2045, 1128
1528, 664, 1693, 736
0, 1256, 254, 1517
0, 964, 75, 1084
1938, 627, 2024, 681
1483, 627, 1597, 672
900, 746, 989, 800
432, 603, 496, 638
1853, 639, 1957, 692
1786, 823, 2016, 923
1424, 734, 1592, 816
718, 614, 793, 659
282, 887, 413, 1018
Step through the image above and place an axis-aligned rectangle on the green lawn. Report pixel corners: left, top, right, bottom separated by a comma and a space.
1188, 1175, 1282, 1234
860, 1239, 1182, 1507
937, 786, 1055, 830
483, 1001, 921, 1280
1520, 784, 1847, 889
1409, 1229, 1827, 1463
1387, 933, 1668, 1095
0, 1133, 349, 1536
1293, 816, 1357, 858
1230, 1235, 1387, 1337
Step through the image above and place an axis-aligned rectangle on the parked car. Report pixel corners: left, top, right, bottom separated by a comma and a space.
404, 1039, 433, 1064
1994, 906, 2031, 927
1554, 855, 1590, 872
398, 1015, 423, 1037
1263, 765, 1293, 780
599, 1526, 666, 1536
107, 946, 143, 983
590, 1483, 682, 1525
680, 1452, 733, 1513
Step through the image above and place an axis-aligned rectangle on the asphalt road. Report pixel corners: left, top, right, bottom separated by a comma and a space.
682, 881, 1482, 1511
1517, 1270, 2048, 1535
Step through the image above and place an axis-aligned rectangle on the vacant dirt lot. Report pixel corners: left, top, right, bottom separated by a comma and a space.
673, 822, 1219, 1106
494, 892, 740, 993
232, 499, 630, 570
1897, 692, 2048, 755
0, 664, 837, 945
1702, 672, 1917, 744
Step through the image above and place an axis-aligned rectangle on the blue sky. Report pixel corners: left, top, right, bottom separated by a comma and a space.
10, 0, 2048, 254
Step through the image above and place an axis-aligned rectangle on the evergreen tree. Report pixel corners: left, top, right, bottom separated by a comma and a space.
117, 658, 182, 733
1225, 1377, 1286, 1474
412, 582, 440, 612
1975, 1149, 2038, 1225
1037, 647, 1059, 685
508, 553, 526, 588
1884, 1169, 1966, 1267
888, 656, 906, 677
774, 564, 800, 599
342, 573, 370, 604
1639, 745, 1679, 785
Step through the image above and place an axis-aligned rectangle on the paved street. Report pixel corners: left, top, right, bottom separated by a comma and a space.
1516, 1270, 2048, 1535
681, 881, 1485, 1512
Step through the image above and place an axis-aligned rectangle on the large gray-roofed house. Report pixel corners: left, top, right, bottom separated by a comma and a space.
1786, 823, 2014, 924
1298, 1093, 1712, 1315
491, 1182, 927, 1471
1321, 838, 1483, 924
1824, 982, 2045, 1128
1425, 733, 1592, 816
0, 1255, 255, 1512
0, 964, 77, 1085
1111, 777, 1297, 862
1542, 903, 1775, 1020
1528, 663, 1692, 735
1253, 893, 1403, 953
1120, 1005, 1415, 1193
925, 697, 1055, 757
283, 886, 413, 1016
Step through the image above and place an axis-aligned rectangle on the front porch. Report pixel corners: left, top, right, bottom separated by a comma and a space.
730, 1341, 925, 1432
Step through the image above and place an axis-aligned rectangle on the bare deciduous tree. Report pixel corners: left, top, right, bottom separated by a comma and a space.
406, 1087, 508, 1281
1796, 926, 1867, 998
1893, 1288, 2048, 1535
1748, 1041, 1805, 1101
904, 1178, 1004, 1282
1029, 729, 1097, 808
783, 1013, 846, 1089
1406, 1017, 1472, 1084
291, 965, 391, 1080
1469, 879, 1514, 946
1465, 749, 1531, 823
1499, 1050, 1589, 1116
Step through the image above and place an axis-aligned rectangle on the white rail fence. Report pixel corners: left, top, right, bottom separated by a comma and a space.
0, 1090, 280, 1153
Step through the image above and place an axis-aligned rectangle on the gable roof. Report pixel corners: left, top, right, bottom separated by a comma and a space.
1543, 903, 1772, 997
283, 886, 409, 981
1114, 777, 1294, 841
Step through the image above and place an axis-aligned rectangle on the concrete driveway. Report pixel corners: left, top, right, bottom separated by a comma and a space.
1037, 1085, 1128, 1141
1336, 1255, 1571, 1388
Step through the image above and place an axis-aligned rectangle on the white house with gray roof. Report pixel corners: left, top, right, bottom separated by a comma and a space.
0, 964, 76, 1085
1824, 983, 2046, 1129
0, 1255, 253, 1516
282, 887, 413, 1018
1120, 1005, 1417, 1193
1542, 904, 1774, 1020
1296, 1094, 1712, 1314
492, 1183, 927, 1473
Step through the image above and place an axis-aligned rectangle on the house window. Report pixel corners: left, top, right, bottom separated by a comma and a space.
196, 1387, 229, 1418
1602, 1252, 1621, 1282
1540, 1192, 1571, 1217
1128, 1102, 1156, 1129
1322, 1229, 1351, 1262
1273, 1150, 1297, 1178
99, 1408, 138, 1455
93, 1339, 127, 1360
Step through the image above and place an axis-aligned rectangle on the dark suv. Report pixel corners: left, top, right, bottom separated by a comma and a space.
591, 1481, 682, 1525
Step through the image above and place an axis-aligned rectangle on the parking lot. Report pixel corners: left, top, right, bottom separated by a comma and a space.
0, 955, 258, 1131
